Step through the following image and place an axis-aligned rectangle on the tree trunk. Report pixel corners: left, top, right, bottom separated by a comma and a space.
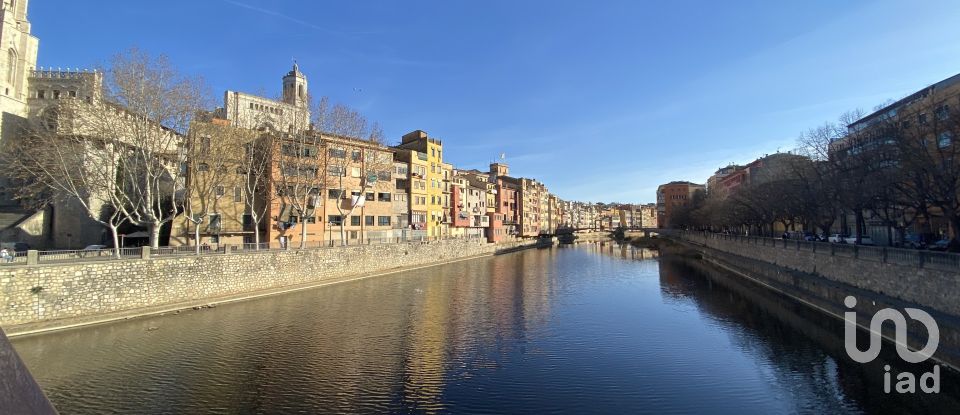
194, 221, 202, 255
857, 210, 867, 244
300, 217, 307, 249
109, 225, 121, 259
252, 217, 261, 249
149, 223, 161, 249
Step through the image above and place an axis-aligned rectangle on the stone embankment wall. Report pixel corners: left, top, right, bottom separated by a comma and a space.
670, 232, 960, 317
0, 240, 535, 327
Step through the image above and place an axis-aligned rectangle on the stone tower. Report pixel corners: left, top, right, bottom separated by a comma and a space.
0, 0, 39, 123
282, 62, 308, 108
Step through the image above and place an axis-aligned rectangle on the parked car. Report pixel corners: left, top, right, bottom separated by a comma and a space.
828, 234, 848, 243
802, 232, 825, 242
899, 234, 927, 249
81, 244, 109, 257
929, 239, 951, 251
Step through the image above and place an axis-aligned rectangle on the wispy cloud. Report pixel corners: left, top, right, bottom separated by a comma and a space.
221, 0, 377, 38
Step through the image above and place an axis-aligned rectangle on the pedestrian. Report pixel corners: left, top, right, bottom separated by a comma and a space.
0, 248, 13, 263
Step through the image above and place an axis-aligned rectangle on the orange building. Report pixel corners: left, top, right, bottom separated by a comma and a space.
263, 131, 396, 247
656, 181, 705, 228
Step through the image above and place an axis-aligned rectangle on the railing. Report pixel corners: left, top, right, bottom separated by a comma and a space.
0, 234, 492, 267
667, 230, 960, 272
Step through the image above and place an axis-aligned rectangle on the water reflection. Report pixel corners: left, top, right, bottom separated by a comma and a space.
10, 245, 960, 414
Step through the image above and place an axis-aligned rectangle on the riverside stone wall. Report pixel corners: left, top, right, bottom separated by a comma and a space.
670, 232, 960, 317
0, 240, 536, 327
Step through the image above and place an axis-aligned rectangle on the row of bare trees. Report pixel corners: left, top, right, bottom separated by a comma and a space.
671, 93, 960, 251
5, 49, 389, 256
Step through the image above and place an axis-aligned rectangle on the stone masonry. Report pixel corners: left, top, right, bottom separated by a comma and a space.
672, 231, 960, 317
0, 239, 535, 327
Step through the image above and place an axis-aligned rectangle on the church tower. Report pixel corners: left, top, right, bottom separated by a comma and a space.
0, 0, 39, 117
282, 62, 307, 108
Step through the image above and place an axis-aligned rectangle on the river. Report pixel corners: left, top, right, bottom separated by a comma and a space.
10, 243, 960, 414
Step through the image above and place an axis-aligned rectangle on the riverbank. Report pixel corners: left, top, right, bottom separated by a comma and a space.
663, 236, 960, 371
1, 239, 538, 336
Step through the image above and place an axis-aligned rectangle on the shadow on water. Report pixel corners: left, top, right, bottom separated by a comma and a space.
7, 243, 960, 414
655, 249, 960, 415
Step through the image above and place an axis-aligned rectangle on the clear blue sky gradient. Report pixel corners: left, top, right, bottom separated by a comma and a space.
30, 0, 960, 203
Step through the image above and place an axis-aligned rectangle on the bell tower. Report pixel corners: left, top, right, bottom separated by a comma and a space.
282, 62, 307, 108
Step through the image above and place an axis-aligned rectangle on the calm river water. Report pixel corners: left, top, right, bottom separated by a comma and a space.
11, 243, 960, 414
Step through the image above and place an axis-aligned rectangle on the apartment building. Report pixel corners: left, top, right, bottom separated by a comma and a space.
263, 131, 395, 246
171, 117, 259, 246
656, 181, 706, 228
393, 130, 446, 238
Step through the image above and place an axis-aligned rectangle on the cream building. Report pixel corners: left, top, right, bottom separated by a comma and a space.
215, 63, 310, 133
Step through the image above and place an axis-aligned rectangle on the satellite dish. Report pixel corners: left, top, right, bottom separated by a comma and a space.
367, 173, 378, 184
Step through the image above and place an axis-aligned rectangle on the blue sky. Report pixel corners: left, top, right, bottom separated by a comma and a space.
31, 0, 960, 203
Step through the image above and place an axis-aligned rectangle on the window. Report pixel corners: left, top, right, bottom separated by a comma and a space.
351, 216, 361, 226
395, 193, 406, 202
328, 166, 346, 176
304, 216, 316, 224
199, 135, 211, 155
328, 215, 343, 225
208, 214, 222, 230
37, 90, 45, 99
378, 216, 391, 226
53, 90, 60, 99
350, 167, 361, 178
936, 105, 950, 120
939, 132, 953, 149
6, 49, 15, 84
378, 192, 391, 202
377, 171, 392, 181
215, 186, 225, 197
351, 150, 362, 161
249, 102, 254, 109
919, 113, 928, 125
365, 216, 375, 226
365, 192, 375, 201
197, 163, 209, 172
329, 148, 346, 158
396, 165, 408, 175
242, 214, 253, 226
68, 90, 77, 98
289, 215, 299, 223
234, 187, 242, 202
328, 189, 341, 199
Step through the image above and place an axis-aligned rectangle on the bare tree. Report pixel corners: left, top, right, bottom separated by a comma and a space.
272, 96, 323, 249
6, 100, 137, 257
321, 112, 391, 246
887, 92, 960, 250
181, 120, 239, 254
94, 49, 207, 248
238, 133, 273, 248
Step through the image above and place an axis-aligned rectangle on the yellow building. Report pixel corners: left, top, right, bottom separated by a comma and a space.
394, 130, 446, 238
